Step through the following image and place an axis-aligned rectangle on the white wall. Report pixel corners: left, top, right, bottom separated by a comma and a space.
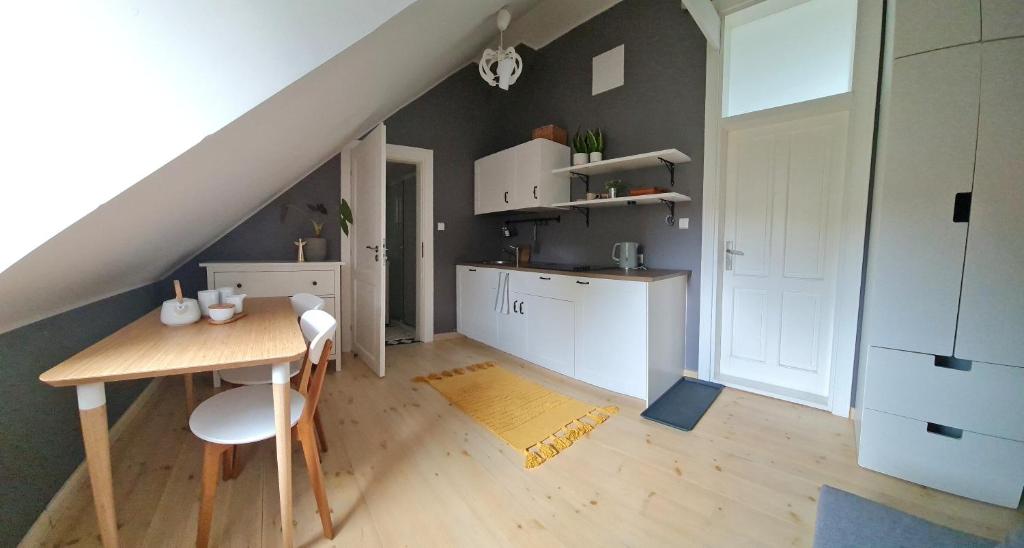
0, 0, 413, 274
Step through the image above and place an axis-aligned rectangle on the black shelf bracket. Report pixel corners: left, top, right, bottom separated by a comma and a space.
569, 171, 591, 194
657, 157, 676, 187
569, 205, 591, 227
659, 198, 676, 226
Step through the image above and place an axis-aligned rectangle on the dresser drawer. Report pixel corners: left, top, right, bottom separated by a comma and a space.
864, 346, 1024, 440
213, 270, 334, 298
858, 409, 1024, 507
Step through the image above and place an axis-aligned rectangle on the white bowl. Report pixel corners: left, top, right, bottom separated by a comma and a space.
208, 304, 235, 322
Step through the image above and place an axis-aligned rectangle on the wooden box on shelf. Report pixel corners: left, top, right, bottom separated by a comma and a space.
532, 125, 567, 145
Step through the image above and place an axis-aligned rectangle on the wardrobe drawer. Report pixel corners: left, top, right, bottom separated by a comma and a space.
213, 270, 335, 298
859, 409, 1024, 508
863, 347, 1024, 441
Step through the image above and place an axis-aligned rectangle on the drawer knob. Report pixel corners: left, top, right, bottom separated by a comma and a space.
312, 281, 318, 286
236, 283, 242, 289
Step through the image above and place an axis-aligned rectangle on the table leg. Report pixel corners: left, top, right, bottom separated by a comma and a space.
183, 374, 196, 415
77, 383, 119, 548
271, 363, 293, 547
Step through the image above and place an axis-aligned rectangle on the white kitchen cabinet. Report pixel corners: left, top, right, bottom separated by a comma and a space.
891, 0, 979, 58
474, 139, 569, 214
981, 0, 1024, 41
456, 266, 499, 347
525, 294, 575, 378
575, 278, 648, 399
456, 264, 687, 404
954, 38, 1024, 367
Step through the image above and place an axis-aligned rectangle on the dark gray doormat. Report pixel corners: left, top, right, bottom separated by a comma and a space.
641, 377, 723, 431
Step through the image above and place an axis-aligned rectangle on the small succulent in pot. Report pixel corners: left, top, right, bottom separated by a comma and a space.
605, 179, 628, 198
586, 129, 604, 162
571, 128, 589, 166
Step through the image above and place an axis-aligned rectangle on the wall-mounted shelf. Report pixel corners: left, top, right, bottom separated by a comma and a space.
553, 148, 691, 192
551, 192, 691, 226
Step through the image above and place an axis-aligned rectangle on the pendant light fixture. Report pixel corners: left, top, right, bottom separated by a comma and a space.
479, 8, 522, 91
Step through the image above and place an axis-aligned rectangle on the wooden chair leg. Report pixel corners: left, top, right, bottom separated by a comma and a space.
298, 423, 333, 539
314, 410, 328, 453
184, 374, 196, 416
222, 446, 238, 481
197, 443, 227, 548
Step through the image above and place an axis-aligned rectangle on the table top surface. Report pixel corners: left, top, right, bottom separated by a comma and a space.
39, 297, 307, 387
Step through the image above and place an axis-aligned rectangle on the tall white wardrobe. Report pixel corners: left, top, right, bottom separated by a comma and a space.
856, 0, 1024, 508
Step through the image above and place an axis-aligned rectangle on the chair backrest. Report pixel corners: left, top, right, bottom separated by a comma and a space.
290, 293, 325, 317
297, 309, 336, 419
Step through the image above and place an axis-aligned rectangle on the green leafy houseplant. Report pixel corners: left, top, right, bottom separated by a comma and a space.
338, 199, 354, 236
605, 179, 628, 198
586, 129, 604, 154
572, 129, 588, 154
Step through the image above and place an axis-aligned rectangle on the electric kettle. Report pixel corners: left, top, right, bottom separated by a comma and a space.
612, 242, 640, 270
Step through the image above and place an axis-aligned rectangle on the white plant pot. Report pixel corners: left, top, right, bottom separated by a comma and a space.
589, 152, 603, 162
572, 152, 589, 166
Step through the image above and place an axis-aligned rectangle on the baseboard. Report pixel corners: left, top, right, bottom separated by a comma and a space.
431, 332, 463, 341
19, 377, 166, 547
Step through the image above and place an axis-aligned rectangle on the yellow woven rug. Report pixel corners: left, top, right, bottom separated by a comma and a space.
414, 362, 617, 469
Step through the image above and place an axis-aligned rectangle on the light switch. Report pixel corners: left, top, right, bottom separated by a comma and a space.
678, 218, 689, 229
437, 222, 445, 231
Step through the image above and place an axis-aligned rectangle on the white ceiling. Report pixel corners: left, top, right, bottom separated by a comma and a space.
0, 0, 625, 333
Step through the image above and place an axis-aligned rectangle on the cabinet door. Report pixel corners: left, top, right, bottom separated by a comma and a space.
955, 39, 1024, 367
868, 45, 980, 356
524, 294, 575, 377
575, 279, 647, 399
497, 290, 527, 357
474, 151, 515, 214
457, 267, 499, 346
512, 140, 569, 209
892, 0, 979, 58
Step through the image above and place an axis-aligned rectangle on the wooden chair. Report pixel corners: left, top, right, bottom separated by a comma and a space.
189, 310, 336, 547
217, 293, 329, 451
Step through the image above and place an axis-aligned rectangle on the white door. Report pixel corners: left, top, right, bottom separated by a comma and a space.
352, 124, 387, 377
718, 111, 849, 402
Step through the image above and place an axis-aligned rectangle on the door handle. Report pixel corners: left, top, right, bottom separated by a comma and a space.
366, 245, 379, 251
725, 240, 743, 271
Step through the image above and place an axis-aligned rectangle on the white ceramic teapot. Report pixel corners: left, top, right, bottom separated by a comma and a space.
160, 280, 201, 326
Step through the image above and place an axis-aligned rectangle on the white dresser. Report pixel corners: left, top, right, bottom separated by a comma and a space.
856, 1, 1024, 508
201, 262, 343, 368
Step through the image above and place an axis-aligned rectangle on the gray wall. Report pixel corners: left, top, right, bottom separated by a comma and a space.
166, 154, 342, 295
0, 283, 162, 546
387, 0, 706, 369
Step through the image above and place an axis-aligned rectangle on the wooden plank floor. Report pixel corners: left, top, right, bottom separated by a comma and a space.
33, 337, 1023, 547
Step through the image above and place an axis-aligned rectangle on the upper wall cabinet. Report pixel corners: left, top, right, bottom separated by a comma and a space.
892, 0, 979, 58
982, 0, 1024, 40
474, 139, 569, 214
955, 38, 1024, 367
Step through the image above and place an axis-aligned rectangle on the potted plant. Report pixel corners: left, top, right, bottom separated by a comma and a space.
281, 202, 330, 261
338, 198, 354, 236
587, 129, 604, 162
572, 128, 589, 166
605, 179, 628, 199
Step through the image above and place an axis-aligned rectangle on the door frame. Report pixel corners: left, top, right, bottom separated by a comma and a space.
697, 0, 882, 416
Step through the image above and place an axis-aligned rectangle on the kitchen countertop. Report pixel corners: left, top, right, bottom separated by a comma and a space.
458, 262, 689, 282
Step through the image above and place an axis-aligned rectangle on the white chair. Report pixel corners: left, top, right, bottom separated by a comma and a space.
218, 293, 325, 386
190, 309, 336, 547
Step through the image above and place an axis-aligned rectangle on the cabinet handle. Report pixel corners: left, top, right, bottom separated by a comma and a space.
953, 192, 971, 223
926, 422, 963, 439
576, 280, 590, 285
468, 268, 477, 272
236, 283, 243, 289
513, 300, 519, 314
533, 185, 538, 199
504, 191, 509, 204
519, 301, 525, 315
539, 276, 551, 280
311, 281, 318, 286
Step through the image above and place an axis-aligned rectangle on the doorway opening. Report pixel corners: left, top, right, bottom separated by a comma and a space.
385, 161, 418, 345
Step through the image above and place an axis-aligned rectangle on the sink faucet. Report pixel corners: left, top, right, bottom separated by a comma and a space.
502, 245, 521, 267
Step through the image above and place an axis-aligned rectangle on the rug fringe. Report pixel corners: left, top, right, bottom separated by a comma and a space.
522, 406, 619, 469
414, 362, 495, 382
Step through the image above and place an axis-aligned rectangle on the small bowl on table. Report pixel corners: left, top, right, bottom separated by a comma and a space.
208, 304, 236, 322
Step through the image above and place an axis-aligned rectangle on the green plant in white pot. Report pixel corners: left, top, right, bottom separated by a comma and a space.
587, 129, 604, 162
605, 179, 628, 199
571, 128, 589, 166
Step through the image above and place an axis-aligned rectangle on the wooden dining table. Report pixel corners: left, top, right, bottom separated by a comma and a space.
39, 297, 308, 547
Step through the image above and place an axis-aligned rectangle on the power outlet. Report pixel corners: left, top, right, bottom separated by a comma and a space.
678, 217, 689, 229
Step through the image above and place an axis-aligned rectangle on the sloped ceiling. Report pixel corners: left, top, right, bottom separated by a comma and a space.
0, 0, 628, 333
